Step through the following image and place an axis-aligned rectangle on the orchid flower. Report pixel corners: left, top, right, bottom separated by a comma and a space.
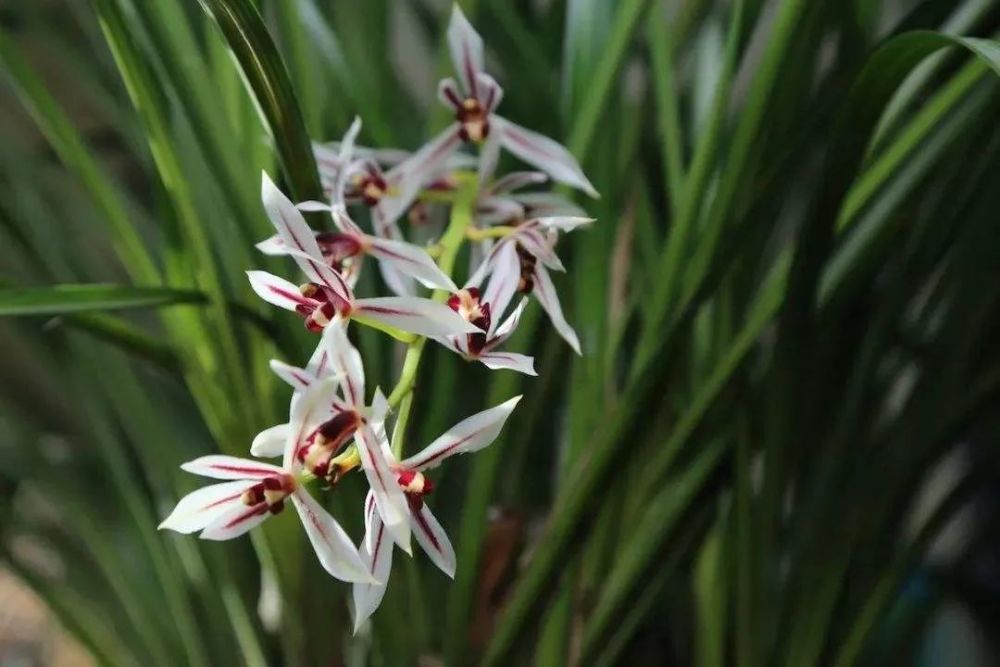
423, 6, 598, 198
352, 394, 522, 630
312, 121, 473, 296
249, 336, 342, 459
469, 216, 593, 354
256, 133, 457, 295
159, 376, 373, 584
248, 172, 479, 339
433, 243, 536, 375
250, 323, 414, 553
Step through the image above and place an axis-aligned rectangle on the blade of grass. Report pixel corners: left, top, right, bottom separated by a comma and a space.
197, 0, 323, 202
0, 284, 205, 316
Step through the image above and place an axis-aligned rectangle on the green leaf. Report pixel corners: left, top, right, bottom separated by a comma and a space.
0, 284, 206, 316
197, 0, 324, 203
0, 28, 160, 284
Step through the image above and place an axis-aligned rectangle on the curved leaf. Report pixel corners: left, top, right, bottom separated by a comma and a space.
197, 0, 324, 203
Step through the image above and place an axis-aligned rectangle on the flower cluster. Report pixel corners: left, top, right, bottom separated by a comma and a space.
159, 5, 596, 631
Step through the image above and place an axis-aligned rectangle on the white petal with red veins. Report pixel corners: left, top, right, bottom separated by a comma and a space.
490, 171, 548, 195
269, 359, 317, 392
478, 127, 502, 185
366, 237, 457, 292
437, 77, 463, 111
255, 234, 287, 255
355, 424, 411, 554
246, 270, 315, 312
181, 455, 284, 480
371, 207, 415, 297
517, 227, 564, 272
409, 502, 456, 578
200, 503, 269, 540
354, 297, 482, 338
476, 72, 504, 113
532, 263, 582, 355
261, 172, 324, 266
323, 323, 365, 408
291, 489, 372, 583
402, 395, 522, 471
513, 192, 588, 218
495, 117, 599, 198
250, 423, 290, 458
262, 172, 353, 302
331, 118, 363, 209
447, 4, 484, 97
158, 480, 255, 534
384, 126, 463, 225
285, 376, 343, 468
353, 495, 393, 632
306, 336, 333, 379
483, 242, 521, 329
478, 352, 537, 376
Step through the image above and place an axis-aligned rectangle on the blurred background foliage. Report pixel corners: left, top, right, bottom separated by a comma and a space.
1, 0, 999, 665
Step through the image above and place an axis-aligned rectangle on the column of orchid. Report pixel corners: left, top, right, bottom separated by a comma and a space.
159, 5, 596, 631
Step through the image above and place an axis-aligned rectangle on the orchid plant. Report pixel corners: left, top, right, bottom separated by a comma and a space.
160, 5, 596, 629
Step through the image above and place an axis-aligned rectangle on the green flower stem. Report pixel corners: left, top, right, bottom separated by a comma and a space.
387, 175, 478, 459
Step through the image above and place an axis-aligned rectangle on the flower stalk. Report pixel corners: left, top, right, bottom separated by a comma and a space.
387, 173, 478, 458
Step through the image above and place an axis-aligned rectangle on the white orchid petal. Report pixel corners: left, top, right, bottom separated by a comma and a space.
255, 234, 288, 255
332, 118, 363, 208
482, 242, 521, 330
532, 263, 581, 355
356, 424, 411, 554
246, 270, 315, 312
269, 359, 316, 392
181, 455, 284, 480
447, 5, 484, 97
495, 117, 598, 197
200, 503, 269, 540
518, 227, 564, 272
410, 502, 456, 578
490, 171, 548, 195
437, 77, 463, 112
282, 248, 354, 304
353, 500, 393, 632
366, 237, 457, 291
476, 196, 524, 226
371, 207, 416, 296
513, 192, 588, 218
489, 297, 528, 346
478, 127, 502, 185
291, 489, 372, 583
370, 388, 390, 435
158, 480, 255, 534
385, 126, 463, 224
305, 336, 333, 379
285, 376, 343, 469
476, 72, 504, 113
313, 142, 344, 181
534, 216, 595, 232
261, 172, 353, 302
261, 172, 324, 269
323, 322, 365, 408
401, 395, 521, 471
250, 423, 290, 458
354, 297, 481, 338
478, 351, 537, 375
